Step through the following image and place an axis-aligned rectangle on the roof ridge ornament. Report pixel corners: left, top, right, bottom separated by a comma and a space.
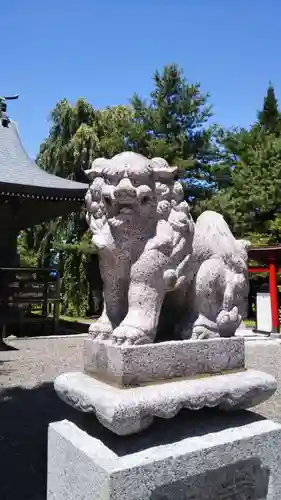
0, 94, 19, 127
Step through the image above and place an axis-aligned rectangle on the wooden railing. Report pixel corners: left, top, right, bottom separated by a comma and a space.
0, 267, 60, 339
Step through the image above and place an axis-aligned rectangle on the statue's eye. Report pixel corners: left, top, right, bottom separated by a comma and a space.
141, 195, 150, 205
129, 174, 148, 187
103, 195, 112, 206
104, 175, 120, 186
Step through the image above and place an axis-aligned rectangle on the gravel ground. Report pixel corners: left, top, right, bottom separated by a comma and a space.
1, 336, 281, 500
245, 339, 281, 421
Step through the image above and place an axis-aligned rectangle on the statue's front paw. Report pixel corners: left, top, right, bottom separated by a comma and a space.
191, 315, 219, 340
89, 318, 113, 340
112, 325, 152, 346
192, 325, 219, 340
216, 306, 241, 337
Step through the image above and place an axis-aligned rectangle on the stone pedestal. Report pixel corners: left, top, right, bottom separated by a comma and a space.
54, 369, 277, 436
47, 411, 281, 500
54, 337, 277, 436
51, 336, 279, 498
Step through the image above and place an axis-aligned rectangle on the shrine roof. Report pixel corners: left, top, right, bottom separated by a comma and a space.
0, 120, 88, 200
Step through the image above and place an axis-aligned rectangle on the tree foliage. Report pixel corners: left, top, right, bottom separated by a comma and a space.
258, 82, 281, 135
38, 64, 217, 202
129, 65, 219, 200
20, 68, 281, 318
204, 83, 281, 244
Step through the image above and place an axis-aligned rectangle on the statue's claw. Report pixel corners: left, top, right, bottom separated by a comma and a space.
89, 318, 113, 339
192, 326, 219, 340
112, 325, 152, 345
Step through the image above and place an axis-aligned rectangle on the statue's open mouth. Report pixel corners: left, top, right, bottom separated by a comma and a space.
117, 202, 135, 215
103, 195, 136, 215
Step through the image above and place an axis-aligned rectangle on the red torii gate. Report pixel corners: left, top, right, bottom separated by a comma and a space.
248, 245, 281, 333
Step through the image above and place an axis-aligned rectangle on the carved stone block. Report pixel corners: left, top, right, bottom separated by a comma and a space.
84, 336, 245, 387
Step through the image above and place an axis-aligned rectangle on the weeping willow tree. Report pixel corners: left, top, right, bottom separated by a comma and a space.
22, 214, 93, 316
24, 99, 135, 316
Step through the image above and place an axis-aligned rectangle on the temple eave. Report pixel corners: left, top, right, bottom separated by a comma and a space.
0, 190, 85, 202
0, 179, 87, 202
0, 119, 88, 202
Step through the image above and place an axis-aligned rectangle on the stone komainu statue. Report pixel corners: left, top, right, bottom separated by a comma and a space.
85, 152, 250, 345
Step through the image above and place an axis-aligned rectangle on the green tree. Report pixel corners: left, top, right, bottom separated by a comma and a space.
39, 65, 218, 208
201, 84, 281, 243
258, 82, 281, 135
204, 122, 281, 244
129, 64, 219, 201
38, 98, 100, 180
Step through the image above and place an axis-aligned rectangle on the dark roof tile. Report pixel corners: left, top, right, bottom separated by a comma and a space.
0, 120, 88, 198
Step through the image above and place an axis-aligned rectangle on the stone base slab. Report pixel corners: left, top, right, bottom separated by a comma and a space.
47, 414, 281, 499
84, 336, 245, 386
54, 369, 277, 435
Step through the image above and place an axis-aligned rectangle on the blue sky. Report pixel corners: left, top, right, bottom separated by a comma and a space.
2, 0, 280, 157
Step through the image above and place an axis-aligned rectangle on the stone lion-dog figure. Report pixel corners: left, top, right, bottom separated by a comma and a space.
85, 152, 249, 345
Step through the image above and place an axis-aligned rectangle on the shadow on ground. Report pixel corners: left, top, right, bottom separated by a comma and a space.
3, 317, 91, 339
0, 383, 87, 500
0, 341, 18, 351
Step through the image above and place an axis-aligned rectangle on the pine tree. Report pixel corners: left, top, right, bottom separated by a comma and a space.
130, 64, 218, 202
258, 82, 281, 134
